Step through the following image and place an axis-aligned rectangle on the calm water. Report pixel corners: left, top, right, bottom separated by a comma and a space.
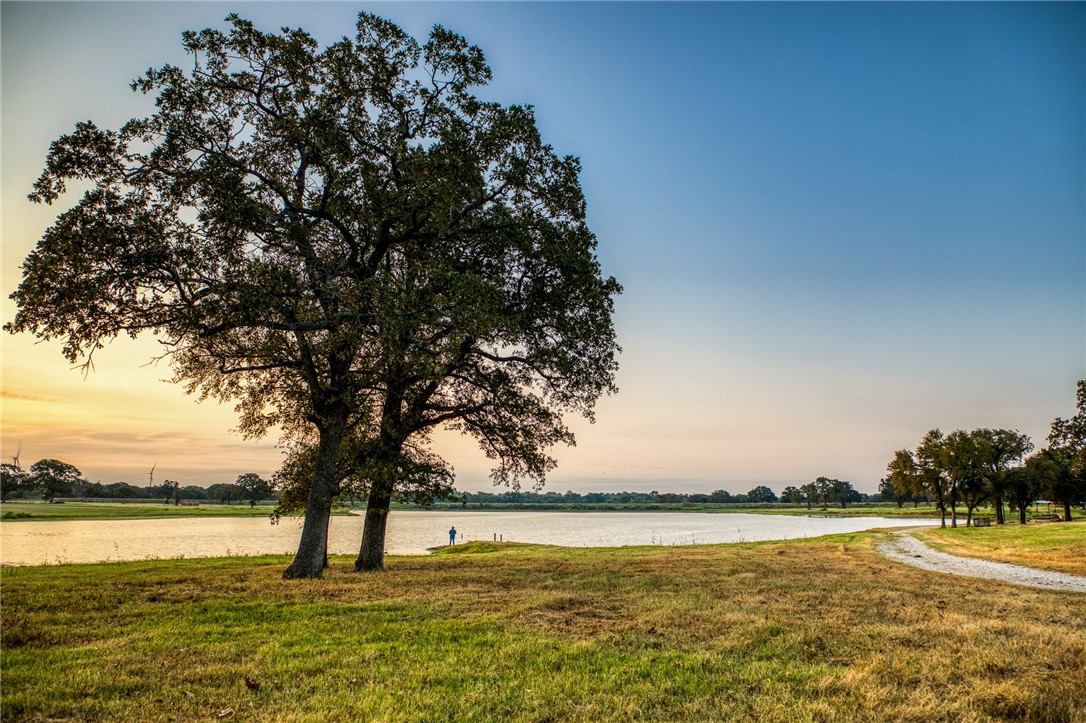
0, 511, 938, 566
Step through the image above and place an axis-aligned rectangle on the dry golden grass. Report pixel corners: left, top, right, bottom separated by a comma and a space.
914, 519, 1086, 576
3, 534, 1085, 721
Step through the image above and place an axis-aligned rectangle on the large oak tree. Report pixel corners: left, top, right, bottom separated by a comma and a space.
6, 13, 620, 578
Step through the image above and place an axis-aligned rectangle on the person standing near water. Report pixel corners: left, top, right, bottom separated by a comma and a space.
449, 527, 457, 546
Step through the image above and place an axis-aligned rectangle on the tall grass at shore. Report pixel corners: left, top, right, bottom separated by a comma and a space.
3, 532, 1084, 721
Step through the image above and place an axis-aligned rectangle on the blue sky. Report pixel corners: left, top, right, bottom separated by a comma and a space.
2, 2, 1083, 493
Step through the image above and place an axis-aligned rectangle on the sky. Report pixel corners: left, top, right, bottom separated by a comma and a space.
2, 2, 1083, 494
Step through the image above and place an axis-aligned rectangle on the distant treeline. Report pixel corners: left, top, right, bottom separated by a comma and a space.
410, 483, 885, 508
4, 463, 898, 509
0, 461, 274, 506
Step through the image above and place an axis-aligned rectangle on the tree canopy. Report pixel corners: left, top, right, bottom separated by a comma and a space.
0, 463, 30, 501
27, 459, 85, 503
7, 13, 620, 577
888, 427, 1033, 528
235, 473, 273, 507
1041, 379, 1086, 520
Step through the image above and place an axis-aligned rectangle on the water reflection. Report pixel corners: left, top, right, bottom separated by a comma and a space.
0, 511, 939, 566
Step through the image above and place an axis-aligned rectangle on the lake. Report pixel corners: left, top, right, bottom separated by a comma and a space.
0, 511, 939, 566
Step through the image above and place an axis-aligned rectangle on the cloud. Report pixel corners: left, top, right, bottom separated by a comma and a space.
0, 387, 59, 403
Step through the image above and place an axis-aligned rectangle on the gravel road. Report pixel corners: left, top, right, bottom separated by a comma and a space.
875, 532, 1086, 593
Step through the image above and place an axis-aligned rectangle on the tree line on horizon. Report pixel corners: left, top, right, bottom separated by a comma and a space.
0, 463, 274, 507
0, 466, 881, 510
437, 484, 867, 507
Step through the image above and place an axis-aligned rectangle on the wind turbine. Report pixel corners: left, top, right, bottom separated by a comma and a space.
11, 443, 22, 471
147, 462, 157, 488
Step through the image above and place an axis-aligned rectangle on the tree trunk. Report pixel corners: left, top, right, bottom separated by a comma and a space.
1064, 502, 1073, 521
283, 418, 347, 580
356, 481, 393, 571
1018, 503, 1027, 525
355, 375, 408, 573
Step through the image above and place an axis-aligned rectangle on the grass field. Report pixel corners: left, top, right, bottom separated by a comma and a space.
913, 520, 1086, 576
3, 531, 1084, 721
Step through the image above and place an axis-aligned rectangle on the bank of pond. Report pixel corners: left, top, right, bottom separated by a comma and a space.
0, 508, 945, 566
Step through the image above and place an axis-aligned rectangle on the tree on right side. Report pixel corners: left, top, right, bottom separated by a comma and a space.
1045, 379, 1086, 521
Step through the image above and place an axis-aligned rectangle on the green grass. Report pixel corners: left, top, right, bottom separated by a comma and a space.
0, 501, 296, 521
4, 534, 1085, 721
913, 520, 1086, 576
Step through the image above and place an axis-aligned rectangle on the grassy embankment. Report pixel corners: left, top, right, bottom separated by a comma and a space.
4, 525, 1085, 721
914, 520, 1086, 576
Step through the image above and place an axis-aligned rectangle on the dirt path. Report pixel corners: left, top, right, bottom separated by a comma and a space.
875, 531, 1086, 593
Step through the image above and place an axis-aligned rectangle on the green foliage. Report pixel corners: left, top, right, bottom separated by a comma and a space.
780, 485, 804, 505
800, 477, 833, 510
1049, 379, 1086, 460
878, 476, 922, 508
1042, 378, 1086, 519
235, 473, 272, 506
156, 480, 181, 504
890, 428, 1033, 528
0, 463, 30, 501
272, 433, 457, 520
109, 482, 141, 499
745, 484, 777, 504
26, 459, 84, 503
206, 483, 244, 504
